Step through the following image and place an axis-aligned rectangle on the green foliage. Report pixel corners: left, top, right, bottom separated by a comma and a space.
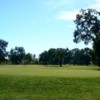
9, 47, 25, 64
8, 47, 37, 65
39, 51, 49, 65
22, 53, 33, 64
39, 48, 67, 66
74, 9, 100, 44
39, 48, 91, 66
74, 9, 100, 66
0, 39, 8, 63
93, 39, 100, 65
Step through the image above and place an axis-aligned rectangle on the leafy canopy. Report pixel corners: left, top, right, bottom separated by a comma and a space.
74, 9, 100, 44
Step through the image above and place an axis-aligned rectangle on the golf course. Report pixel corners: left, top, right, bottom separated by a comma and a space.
1, 0, 100, 99
0, 65, 100, 100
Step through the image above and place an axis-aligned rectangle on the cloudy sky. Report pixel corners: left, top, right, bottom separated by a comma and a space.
0, 0, 100, 56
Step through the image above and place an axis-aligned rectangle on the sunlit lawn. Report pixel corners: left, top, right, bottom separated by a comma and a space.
0, 65, 100, 77
0, 65, 100, 100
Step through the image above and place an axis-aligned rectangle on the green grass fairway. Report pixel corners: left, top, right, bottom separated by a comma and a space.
0, 65, 100, 100
0, 65, 100, 77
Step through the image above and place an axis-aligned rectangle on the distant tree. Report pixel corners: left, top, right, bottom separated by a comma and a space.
39, 47, 92, 66
74, 9, 100, 65
32, 54, 37, 64
32, 54, 36, 61
70, 48, 81, 65
90, 49, 96, 64
22, 53, 33, 64
80, 48, 91, 65
9, 47, 25, 64
39, 51, 49, 65
48, 48, 56, 64
63, 48, 70, 64
69, 48, 91, 65
39, 48, 67, 67
55, 48, 65, 67
0, 39, 8, 63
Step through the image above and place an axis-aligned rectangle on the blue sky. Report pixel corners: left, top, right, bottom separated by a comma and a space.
0, 0, 100, 56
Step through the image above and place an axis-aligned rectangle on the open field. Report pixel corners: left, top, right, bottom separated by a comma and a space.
0, 65, 100, 100
0, 65, 100, 77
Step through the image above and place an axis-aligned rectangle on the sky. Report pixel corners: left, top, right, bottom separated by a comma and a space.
0, 0, 100, 57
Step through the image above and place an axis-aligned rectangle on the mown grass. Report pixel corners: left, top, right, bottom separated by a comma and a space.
0, 65, 100, 77
0, 65, 100, 100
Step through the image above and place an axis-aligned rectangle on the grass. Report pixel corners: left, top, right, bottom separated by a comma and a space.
0, 65, 100, 100
0, 65, 100, 77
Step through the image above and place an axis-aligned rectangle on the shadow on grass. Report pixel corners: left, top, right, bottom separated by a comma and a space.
43, 64, 100, 71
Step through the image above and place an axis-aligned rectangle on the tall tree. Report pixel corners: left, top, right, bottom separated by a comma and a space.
55, 48, 65, 67
80, 48, 91, 65
48, 48, 56, 64
0, 39, 8, 63
39, 48, 67, 66
9, 47, 25, 64
22, 53, 33, 64
70, 48, 81, 65
63, 48, 70, 64
39, 51, 49, 65
74, 9, 100, 65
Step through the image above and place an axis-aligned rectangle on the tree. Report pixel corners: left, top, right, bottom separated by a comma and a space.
69, 48, 91, 65
0, 39, 8, 63
9, 47, 25, 64
74, 9, 100, 65
39, 48, 67, 67
89, 49, 96, 64
93, 39, 100, 65
39, 51, 49, 65
22, 53, 33, 64
48, 48, 56, 64
71, 48, 81, 65
80, 48, 91, 65
55, 48, 65, 67
63, 48, 70, 64
32, 54, 38, 64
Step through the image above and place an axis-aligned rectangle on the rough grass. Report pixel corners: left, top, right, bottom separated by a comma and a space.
0, 65, 100, 100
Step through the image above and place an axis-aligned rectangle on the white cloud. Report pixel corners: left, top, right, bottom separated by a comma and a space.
55, 10, 78, 21
44, 0, 75, 9
55, 0, 100, 21
88, 0, 100, 10
54, 0, 74, 7
44, 0, 100, 22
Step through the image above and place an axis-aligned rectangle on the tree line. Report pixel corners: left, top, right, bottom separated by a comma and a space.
39, 48, 97, 66
0, 8, 100, 66
0, 40, 38, 65
0, 39, 98, 66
